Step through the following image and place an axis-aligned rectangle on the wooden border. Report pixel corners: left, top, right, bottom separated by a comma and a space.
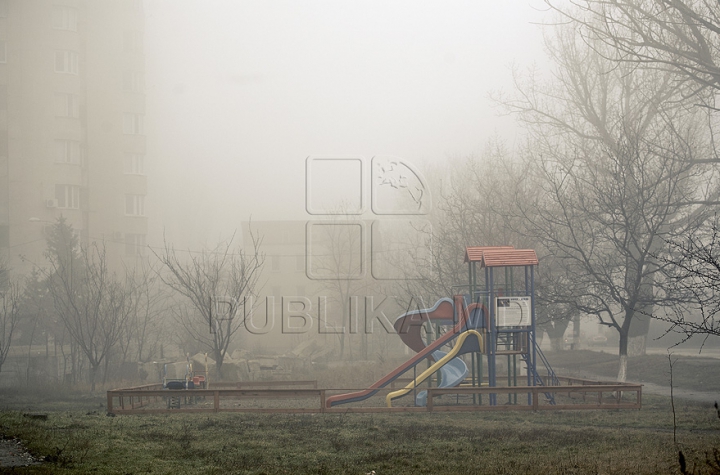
107, 379, 641, 415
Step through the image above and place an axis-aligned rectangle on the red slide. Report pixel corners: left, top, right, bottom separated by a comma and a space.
325, 297, 468, 408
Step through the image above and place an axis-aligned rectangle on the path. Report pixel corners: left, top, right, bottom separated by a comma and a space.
556, 366, 720, 404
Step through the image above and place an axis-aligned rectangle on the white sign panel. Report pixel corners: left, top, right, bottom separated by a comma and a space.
496, 296, 531, 327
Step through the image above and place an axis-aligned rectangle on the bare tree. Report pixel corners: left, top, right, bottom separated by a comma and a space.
501, 22, 719, 380
116, 260, 170, 366
395, 148, 530, 301
535, 257, 580, 351
308, 214, 370, 360
44, 218, 130, 391
155, 230, 264, 378
548, 1, 720, 347
0, 265, 22, 374
654, 215, 720, 345
552, 0, 720, 106
391, 145, 577, 350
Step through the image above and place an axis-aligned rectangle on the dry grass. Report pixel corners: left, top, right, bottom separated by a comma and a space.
1, 351, 719, 474
0, 394, 718, 474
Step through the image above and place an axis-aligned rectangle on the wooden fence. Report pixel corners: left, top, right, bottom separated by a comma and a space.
107, 378, 641, 414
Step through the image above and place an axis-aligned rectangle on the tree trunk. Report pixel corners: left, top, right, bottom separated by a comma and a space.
102, 354, 110, 385
89, 363, 98, 392
545, 320, 570, 352
617, 330, 628, 382
215, 349, 225, 381
627, 253, 656, 357
572, 315, 581, 350
26, 319, 38, 386
71, 340, 78, 385
628, 303, 652, 357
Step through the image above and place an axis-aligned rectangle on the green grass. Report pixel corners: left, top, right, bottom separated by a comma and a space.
1, 395, 719, 474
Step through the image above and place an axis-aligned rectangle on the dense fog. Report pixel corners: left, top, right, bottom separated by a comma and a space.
1, 0, 719, 391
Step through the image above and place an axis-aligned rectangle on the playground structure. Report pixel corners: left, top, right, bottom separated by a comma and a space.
107, 246, 642, 414
325, 246, 553, 409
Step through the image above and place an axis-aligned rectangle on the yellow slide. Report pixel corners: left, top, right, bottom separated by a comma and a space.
386, 330, 484, 407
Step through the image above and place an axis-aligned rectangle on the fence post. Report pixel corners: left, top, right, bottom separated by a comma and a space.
320, 390, 325, 413
532, 388, 539, 411
214, 391, 220, 412
107, 392, 113, 413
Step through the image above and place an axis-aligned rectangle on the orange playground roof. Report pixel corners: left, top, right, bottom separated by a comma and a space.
464, 246, 538, 267
464, 246, 514, 263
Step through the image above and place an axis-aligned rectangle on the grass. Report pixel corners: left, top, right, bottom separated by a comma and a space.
0, 395, 719, 474
1, 350, 719, 474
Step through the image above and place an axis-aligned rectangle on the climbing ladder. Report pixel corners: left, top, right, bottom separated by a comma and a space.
522, 334, 559, 405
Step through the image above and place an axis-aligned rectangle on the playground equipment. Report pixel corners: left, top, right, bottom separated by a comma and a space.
162, 354, 209, 407
108, 245, 642, 414
326, 245, 559, 409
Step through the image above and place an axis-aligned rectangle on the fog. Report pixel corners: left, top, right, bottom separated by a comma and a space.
144, 1, 548, 246
5, 0, 720, 399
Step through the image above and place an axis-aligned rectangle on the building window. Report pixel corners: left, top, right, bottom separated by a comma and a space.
125, 194, 145, 216
123, 71, 144, 93
54, 93, 80, 118
55, 184, 80, 209
125, 233, 146, 256
123, 153, 144, 174
54, 139, 82, 164
123, 30, 143, 53
123, 113, 144, 134
54, 50, 78, 74
52, 6, 78, 31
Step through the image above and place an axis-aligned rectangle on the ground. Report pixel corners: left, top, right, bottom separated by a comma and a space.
0, 349, 718, 473
547, 349, 720, 402
0, 437, 41, 468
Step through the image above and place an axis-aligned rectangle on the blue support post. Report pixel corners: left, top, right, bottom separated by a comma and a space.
488, 267, 496, 406
525, 266, 532, 405
530, 266, 537, 406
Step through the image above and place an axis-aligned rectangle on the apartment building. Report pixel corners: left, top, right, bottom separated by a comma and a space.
0, 0, 147, 274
